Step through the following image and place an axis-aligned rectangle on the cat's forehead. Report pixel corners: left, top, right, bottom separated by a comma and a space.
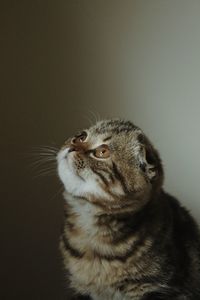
80, 119, 143, 150
88, 119, 140, 136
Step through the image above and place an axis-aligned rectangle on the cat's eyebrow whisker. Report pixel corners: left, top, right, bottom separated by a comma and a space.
88, 109, 99, 124
83, 113, 93, 126
96, 111, 101, 122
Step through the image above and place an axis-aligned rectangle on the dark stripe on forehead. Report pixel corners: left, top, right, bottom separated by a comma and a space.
94, 120, 139, 134
103, 136, 112, 142
113, 120, 138, 134
112, 162, 129, 194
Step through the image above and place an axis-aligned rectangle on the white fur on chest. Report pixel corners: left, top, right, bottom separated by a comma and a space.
64, 192, 99, 237
62, 194, 154, 300
63, 194, 129, 295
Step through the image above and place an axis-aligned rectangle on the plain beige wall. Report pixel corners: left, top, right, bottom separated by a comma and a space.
67, 0, 200, 222
1, 1, 200, 298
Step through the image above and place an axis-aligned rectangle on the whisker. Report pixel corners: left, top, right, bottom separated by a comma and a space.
88, 109, 102, 124
88, 109, 98, 124
29, 154, 57, 159
83, 114, 93, 126
31, 144, 58, 149
30, 155, 56, 163
29, 160, 56, 170
35, 144, 59, 150
32, 166, 57, 178
30, 145, 58, 153
48, 185, 64, 202
95, 110, 100, 122
30, 149, 58, 155
27, 144, 59, 176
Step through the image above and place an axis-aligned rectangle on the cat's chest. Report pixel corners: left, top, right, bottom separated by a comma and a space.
69, 254, 125, 283
65, 206, 128, 291
68, 254, 130, 299
64, 202, 153, 298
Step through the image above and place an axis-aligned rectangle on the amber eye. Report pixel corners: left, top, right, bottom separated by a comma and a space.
72, 131, 87, 144
94, 144, 110, 159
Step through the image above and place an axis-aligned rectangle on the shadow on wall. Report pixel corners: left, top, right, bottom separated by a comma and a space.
0, 1, 84, 299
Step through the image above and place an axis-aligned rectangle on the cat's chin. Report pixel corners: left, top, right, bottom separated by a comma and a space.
57, 149, 109, 199
57, 155, 85, 197
59, 168, 109, 199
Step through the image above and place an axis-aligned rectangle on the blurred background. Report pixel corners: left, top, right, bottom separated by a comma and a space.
1, 0, 200, 298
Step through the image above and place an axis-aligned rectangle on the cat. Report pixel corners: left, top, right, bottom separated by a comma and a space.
57, 119, 200, 300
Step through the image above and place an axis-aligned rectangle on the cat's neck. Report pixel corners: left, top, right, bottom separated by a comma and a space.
63, 190, 163, 240
63, 191, 165, 260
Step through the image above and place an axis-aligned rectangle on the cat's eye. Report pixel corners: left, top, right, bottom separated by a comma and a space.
72, 131, 87, 144
93, 144, 110, 159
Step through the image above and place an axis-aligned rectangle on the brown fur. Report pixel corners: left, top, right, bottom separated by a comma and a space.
57, 119, 200, 300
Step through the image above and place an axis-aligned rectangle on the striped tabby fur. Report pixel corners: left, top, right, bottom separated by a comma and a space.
57, 119, 200, 300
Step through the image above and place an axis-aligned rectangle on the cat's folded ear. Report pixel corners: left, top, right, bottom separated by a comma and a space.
139, 146, 158, 181
137, 137, 162, 182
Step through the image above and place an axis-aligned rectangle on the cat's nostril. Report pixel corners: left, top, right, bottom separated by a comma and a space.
68, 147, 76, 153
71, 138, 76, 145
68, 144, 84, 153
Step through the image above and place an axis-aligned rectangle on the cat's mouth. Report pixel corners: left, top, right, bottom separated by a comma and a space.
57, 148, 76, 172
57, 147, 69, 163
57, 146, 111, 199
57, 147, 86, 182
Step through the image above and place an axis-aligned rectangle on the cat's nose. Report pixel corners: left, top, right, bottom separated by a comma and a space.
68, 145, 83, 153
68, 146, 76, 153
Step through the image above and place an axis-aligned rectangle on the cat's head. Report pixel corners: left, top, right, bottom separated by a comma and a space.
57, 119, 163, 212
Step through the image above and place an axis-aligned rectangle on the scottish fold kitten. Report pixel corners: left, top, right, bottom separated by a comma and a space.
57, 119, 200, 300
